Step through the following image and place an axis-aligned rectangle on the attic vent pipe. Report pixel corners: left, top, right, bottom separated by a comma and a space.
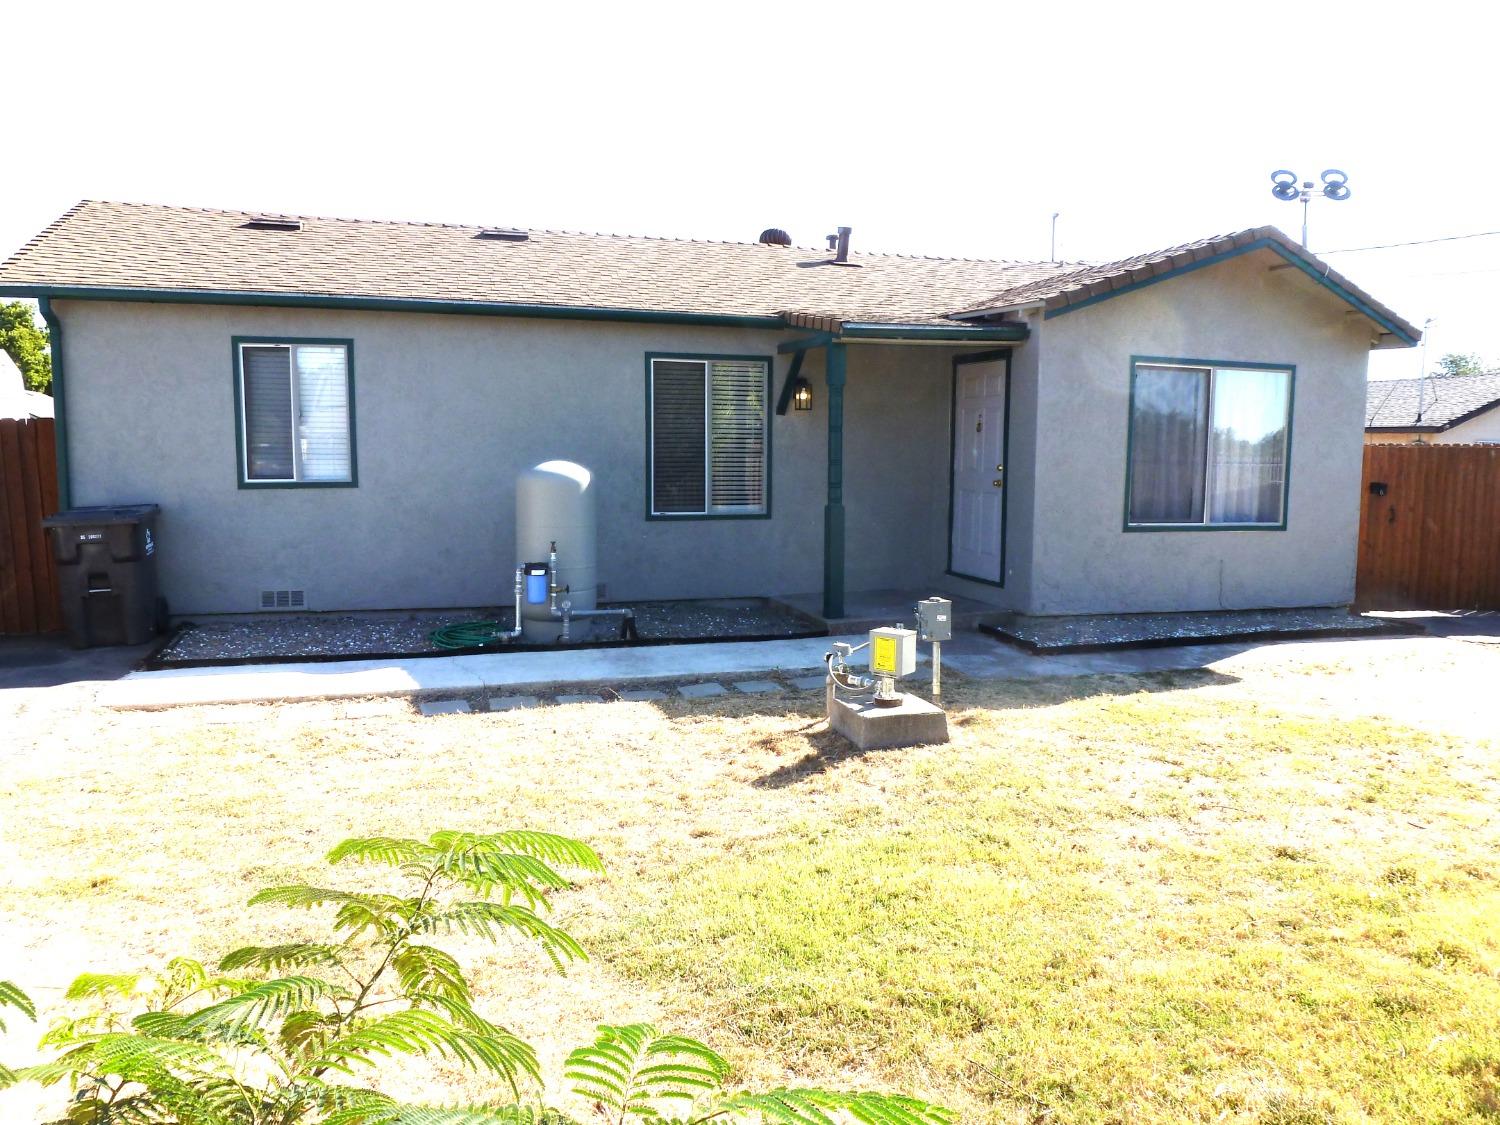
824, 226, 858, 266
758, 228, 792, 246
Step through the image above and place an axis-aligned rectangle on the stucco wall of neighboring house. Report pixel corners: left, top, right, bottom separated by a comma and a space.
1436, 409, 1500, 443
53, 300, 977, 615
1028, 251, 1379, 615
1367, 407, 1500, 445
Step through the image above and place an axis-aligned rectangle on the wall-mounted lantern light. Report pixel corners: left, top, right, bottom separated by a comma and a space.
793, 377, 813, 411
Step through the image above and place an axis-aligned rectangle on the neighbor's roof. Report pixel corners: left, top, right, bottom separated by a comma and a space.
1365, 372, 1500, 430
0, 202, 1418, 344
955, 225, 1420, 347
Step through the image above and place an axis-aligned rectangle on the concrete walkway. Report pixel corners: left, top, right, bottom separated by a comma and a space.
93, 629, 1268, 710
96, 634, 856, 709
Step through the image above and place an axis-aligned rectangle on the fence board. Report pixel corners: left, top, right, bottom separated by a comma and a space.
1356, 443, 1500, 610
0, 417, 62, 634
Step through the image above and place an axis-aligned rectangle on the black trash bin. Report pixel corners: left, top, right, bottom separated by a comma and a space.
43, 505, 162, 648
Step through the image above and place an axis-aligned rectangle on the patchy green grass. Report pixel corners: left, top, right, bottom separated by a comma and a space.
3, 663, 1499, 1122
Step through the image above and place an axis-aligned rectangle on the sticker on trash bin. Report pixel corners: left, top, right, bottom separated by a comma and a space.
80, 532, 103, 542
145, 529, 155, 556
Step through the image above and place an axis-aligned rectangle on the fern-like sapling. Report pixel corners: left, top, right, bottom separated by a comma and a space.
1, 830, 602, 1124
0, 979, 36, 1085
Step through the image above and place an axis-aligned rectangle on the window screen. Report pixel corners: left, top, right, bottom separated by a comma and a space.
650, 357, 768, 516
238, 342, 354, 485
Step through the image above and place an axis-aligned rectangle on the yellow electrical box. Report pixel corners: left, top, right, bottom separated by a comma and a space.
869, 627, 917, 677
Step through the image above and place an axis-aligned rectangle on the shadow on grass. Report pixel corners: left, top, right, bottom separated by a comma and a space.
751, 666, 1241, 789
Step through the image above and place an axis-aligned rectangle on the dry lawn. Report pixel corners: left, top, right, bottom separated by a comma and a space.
2, 636, 1499, 1123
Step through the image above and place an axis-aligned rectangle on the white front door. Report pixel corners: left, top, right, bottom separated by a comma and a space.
949, 358, 1007, 583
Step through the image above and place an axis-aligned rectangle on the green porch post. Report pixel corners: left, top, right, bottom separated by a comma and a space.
823, 342, 846, 619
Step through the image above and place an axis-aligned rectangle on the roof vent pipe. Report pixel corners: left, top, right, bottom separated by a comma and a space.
826, 226, 852, 262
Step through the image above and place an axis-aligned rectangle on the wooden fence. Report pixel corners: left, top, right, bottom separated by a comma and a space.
0, 417, 62, 634
1357, 443, 1500, 610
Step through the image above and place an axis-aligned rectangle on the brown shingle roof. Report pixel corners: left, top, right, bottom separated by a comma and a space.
0, 204, 1419, 345
955, 225, 1420, 346
0, 200, 1077, 327
1365, 372, 1500, 430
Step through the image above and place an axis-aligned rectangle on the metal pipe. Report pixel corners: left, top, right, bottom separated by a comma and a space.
499, 566, 526, 640
932, 640, 942, 700
546, 541, 636, 640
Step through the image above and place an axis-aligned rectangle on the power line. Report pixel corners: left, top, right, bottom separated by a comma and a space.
1317, 230, 1500, 254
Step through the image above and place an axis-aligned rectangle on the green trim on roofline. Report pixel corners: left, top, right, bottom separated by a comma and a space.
37, 297, 69, 510
840, 322, 1029, 342
3, 286, 1039, 341
0, 285, 788, 330
1040, 238, 1419, 346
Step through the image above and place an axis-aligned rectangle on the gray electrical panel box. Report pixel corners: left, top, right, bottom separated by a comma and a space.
913, 597, 953, 642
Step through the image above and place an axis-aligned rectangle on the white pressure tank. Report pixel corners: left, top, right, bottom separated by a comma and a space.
516, 460, 597, 642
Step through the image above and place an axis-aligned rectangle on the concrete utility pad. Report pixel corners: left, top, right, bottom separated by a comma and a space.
789, 674, 828, 691
830, 693, 948, 750
555, 693, 603, 705
733, 680, 782, 694
617, 689, 668, 701
418, 699, 471, 716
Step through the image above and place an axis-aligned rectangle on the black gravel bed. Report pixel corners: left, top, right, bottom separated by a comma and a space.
982, 606, 1419, 654
148, 598, 826, 669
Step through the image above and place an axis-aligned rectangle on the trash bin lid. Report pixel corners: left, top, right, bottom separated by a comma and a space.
43, 504, 160, 527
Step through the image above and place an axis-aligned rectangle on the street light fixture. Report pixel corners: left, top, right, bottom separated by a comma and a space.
1270, 169, 1350, 248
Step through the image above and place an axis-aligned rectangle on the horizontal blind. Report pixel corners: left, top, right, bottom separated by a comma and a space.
709, 360, 766, 512
294, 346, 352, 482
651, 360, 707, 514
241, 346, 294, 480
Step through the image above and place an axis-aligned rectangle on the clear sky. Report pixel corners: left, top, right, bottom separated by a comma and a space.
3, 0, 1494, 380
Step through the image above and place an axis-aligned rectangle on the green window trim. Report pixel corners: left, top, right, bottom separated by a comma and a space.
232, 336, 359, 489
644, 351, 773, 521
1123, 355, 1295, 533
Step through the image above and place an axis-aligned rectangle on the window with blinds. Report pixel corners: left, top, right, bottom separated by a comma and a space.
236, 341, 355, 485
649, 356, 768, 516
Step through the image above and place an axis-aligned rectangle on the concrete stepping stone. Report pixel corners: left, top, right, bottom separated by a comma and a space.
789, 674, 828, 691
488, 695, 540, 711
733, 680, 783, 694
418, 699, 471, 716
676, 682, 728, 699
617, 689, 668, 701
555, 693, 604, 705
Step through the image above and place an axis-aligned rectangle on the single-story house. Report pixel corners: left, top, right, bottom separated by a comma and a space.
1365, 372, 1500, 444
0, 201, 1418, 621
0, 350, 54, 419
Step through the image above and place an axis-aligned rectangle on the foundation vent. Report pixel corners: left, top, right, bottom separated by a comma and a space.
259, 588, 306, 610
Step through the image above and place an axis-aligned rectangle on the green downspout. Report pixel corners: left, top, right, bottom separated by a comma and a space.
822, 343, 846, 619
37, 296, 69, 510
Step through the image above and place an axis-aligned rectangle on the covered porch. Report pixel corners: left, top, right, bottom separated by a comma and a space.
774, 316, 1030, 621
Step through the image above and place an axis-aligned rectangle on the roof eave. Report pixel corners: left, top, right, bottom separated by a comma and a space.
951, 231, 1421, 349
0, 283, 790, 330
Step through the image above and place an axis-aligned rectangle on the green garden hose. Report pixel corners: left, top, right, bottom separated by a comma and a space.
428, 621, 518, 650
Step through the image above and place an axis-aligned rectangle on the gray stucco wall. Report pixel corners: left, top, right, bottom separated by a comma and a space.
1027, 250, 1378, 615
54, 301, 970, 615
